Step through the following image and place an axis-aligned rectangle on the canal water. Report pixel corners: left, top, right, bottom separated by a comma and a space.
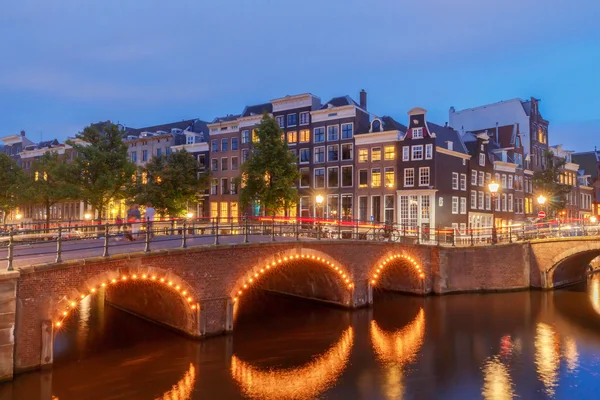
4, 277, 600, 399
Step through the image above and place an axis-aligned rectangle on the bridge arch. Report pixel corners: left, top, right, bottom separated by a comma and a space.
370, 252, 426, 294
51, 267, 200, 335
230, 248, 355, 311
546, 241, 600, 288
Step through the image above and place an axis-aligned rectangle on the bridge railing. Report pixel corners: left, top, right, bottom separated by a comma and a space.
2, 217, 599, 270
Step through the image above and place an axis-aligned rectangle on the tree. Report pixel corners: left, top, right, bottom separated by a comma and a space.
239, 113, 299, 216
23, 152, 79, 226
533, 149, 573, 217
133, 149, 208, 217
66, 123, 136, 219
0, 154, 26, 223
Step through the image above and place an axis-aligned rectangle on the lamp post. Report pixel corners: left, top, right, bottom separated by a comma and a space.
315, 194, 324, 219
488, 181, 499, 244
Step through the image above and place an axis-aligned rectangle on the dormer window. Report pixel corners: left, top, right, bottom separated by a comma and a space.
370, 119, 382, 133
412, 127, 423, 139
187, 136, 195, 144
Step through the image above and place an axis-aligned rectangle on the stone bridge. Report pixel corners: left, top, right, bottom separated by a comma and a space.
1, 237, 599, 381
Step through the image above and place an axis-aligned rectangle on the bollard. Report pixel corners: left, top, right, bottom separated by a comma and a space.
55, 227, 63, 263
271, 218, 275, 241
103, 224, 110, 257
182, 221, 187, 248
7, 227, 14, 271
214, 219, 220, 245
144, 219, 151, 253
244, 217, 249, 243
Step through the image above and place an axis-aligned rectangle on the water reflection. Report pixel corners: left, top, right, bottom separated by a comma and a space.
589, 275, 600, 315
230, 327, 353, 400
370, 308, 425, 399
157, 363, 195, 400
481, 355, 515, 400
535, 322, 561, 397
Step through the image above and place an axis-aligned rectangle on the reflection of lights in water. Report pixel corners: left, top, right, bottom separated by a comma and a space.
481, 356, 515, 400
370, 308, 425, 400
76, 295, 91, 353
535, 323, 560, 397
156, 363, 196, 400
563, 336, 579, 373
589, 276, 600, 315
370, 308, 425, 364
230, 327, 353, 400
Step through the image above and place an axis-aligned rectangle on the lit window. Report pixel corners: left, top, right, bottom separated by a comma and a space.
384, 145, 395, 160
299, 129, 310, 143
371, 147, 381, 161
252, 129, 259, 143
371, 169, 381, 187
359, 148, 368, 162
384, 167, 395, 188
287, 131, 297, 144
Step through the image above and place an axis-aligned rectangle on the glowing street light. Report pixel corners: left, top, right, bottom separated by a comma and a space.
315, 195, 324, 205
186, 212, 194, 219
537, 195, 547, 205
591, 216, 597, 224
84, 213, 91, 220
15, 214, 22, 220
488, 181, 500, 244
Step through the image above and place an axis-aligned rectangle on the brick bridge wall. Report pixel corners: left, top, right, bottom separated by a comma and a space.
4, 238, 597, 380
530, 238, 600, 288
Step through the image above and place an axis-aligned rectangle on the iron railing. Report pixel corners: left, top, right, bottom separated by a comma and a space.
2, 216, 599, 271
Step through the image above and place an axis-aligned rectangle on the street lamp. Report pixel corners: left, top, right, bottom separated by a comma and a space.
15, 214, 22, 220
537, 195, 547, 205
186, 212, 194, 219
84, 213, 91, 220
591, 216, 598, 224
488, 181, 499, 244
315, 194, 324, 219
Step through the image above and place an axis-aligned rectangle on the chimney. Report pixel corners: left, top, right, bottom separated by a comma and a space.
20, 130, 25, 137
449, 106, 455, 113
359, 89, 367, 110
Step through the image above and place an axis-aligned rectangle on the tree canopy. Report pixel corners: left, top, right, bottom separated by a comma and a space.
239, 114, 299, 216
0, 154, 26, 222
23, 151, 79, 226
66, 122, 136, 219
532, 149, 573, 216
132, 149, 208, 217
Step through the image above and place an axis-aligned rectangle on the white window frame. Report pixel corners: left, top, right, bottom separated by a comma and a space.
341, 143, 353, 160
411, 145, 423, 161
460, 174, 467, 191
299, 148, 310, 164
452, 196, 459, 214
314, 127, 325, 143
276, 115, 284, 128
508, 194, 513, 212
299, 112, 310, 126
327, 125, 339, 141
404, 168, 415, 187
452, 172, 459, 190
371, 168, 382, 188
460, 197, 467, 214
419, 167, 430, 186
287, 113, 297, 127
425, 144, 433, 160
314, 168, 325, 189
314, 146, 325, 164
471, 191, 477, 209
413, 127, 424, 139
478, 171, 485, 187
327, 166, 339, 188
327, 144, 339, 162
471, 170, 477, 185
341, 165, 353, 188
341, 122, 353, 139
299, 167, 310, 188
402, 146, 410, 161
479, 153, 485, 166
358, 148, 368, 163
478, 191, 484, 210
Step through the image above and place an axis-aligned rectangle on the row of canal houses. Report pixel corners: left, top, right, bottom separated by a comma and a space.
2, 91, 599, 234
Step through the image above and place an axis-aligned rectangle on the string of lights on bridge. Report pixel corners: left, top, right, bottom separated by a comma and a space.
54, 273, 197, 328
371, 254, 425, 286
232, 253, 354, 303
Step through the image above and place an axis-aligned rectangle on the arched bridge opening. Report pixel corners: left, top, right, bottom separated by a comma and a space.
548, 244, 600, 289
230, 249, 360, 325
370, 252, 427, 295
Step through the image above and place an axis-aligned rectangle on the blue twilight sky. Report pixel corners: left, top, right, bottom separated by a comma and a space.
1, 0, 599, 151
